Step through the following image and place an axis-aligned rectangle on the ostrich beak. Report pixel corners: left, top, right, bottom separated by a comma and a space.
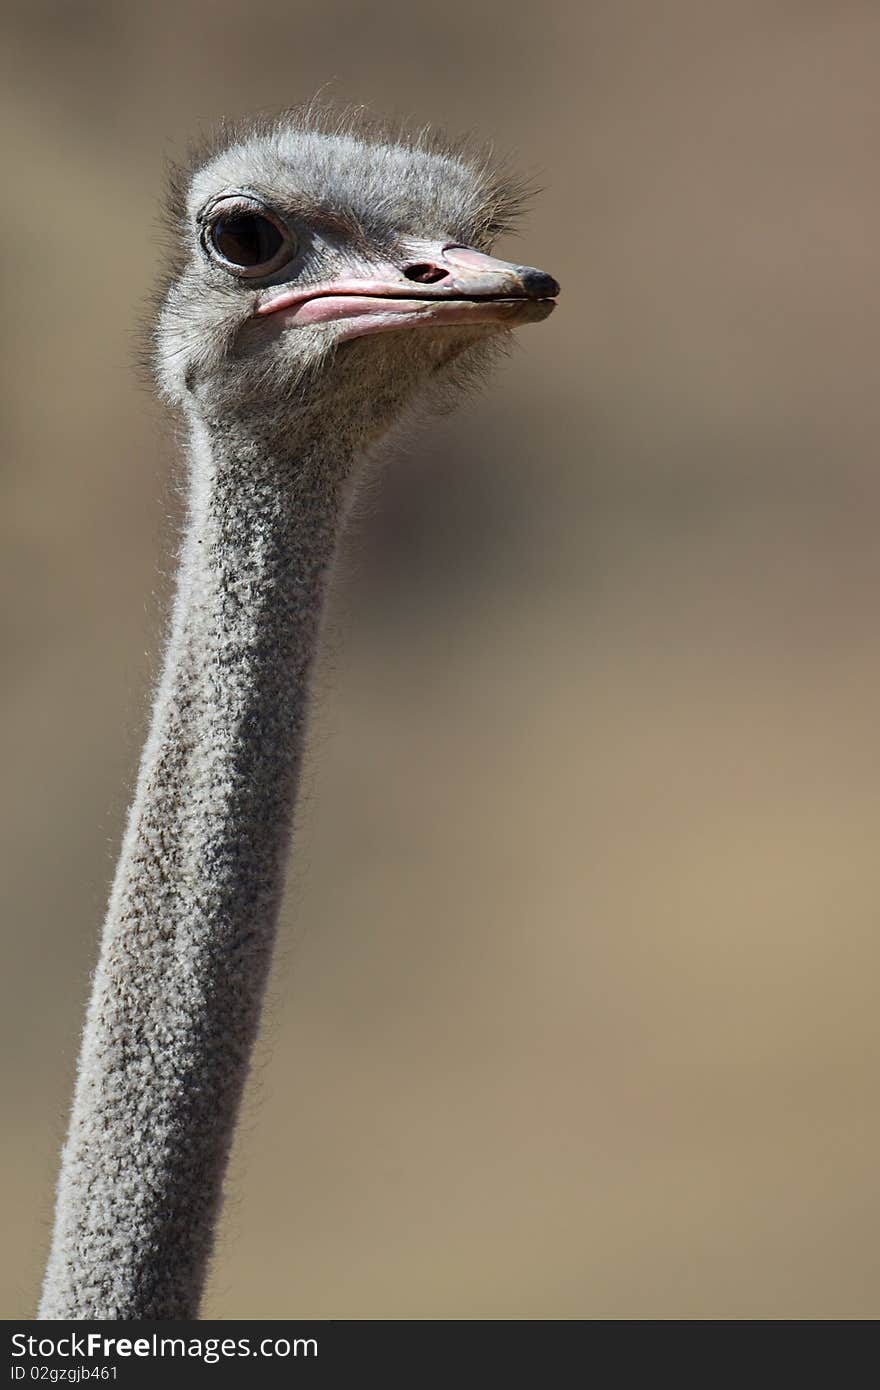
255, 243, 560, 342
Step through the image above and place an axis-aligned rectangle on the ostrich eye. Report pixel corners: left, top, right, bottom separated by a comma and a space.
206, 209, 294, 276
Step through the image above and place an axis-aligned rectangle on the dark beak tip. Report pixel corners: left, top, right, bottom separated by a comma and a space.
519, 267, 561, 300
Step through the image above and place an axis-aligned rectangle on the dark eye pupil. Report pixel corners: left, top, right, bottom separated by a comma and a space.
211, 213, 284, 268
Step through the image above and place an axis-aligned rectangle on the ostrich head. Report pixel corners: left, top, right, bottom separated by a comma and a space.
156, 110, 559, 449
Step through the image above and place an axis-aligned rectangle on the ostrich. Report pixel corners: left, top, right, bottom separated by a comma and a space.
39, 107, 558, 1321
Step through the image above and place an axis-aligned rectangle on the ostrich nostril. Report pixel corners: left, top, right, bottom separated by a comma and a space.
519, 267, 561, 300
403, 262, 449, 284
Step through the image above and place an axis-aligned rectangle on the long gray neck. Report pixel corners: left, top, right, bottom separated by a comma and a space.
40, 407, 351, 1319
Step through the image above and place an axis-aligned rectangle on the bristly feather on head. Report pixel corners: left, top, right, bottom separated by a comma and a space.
161, 100, 532, 271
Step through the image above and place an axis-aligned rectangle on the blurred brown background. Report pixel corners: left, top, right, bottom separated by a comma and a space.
3, 0, 879, 1319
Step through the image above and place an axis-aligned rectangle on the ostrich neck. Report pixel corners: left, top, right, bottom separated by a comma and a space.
40, 407, 353, 1319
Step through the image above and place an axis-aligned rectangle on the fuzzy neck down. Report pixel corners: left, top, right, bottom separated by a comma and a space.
40, 405, 357, 1319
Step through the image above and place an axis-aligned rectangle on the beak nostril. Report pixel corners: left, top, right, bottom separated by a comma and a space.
403, 262, 449, 284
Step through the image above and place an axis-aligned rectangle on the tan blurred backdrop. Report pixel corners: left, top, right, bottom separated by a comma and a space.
3, 0, 880, 1319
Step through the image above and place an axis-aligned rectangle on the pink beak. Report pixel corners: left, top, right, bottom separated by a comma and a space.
256, 243, 560, 342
